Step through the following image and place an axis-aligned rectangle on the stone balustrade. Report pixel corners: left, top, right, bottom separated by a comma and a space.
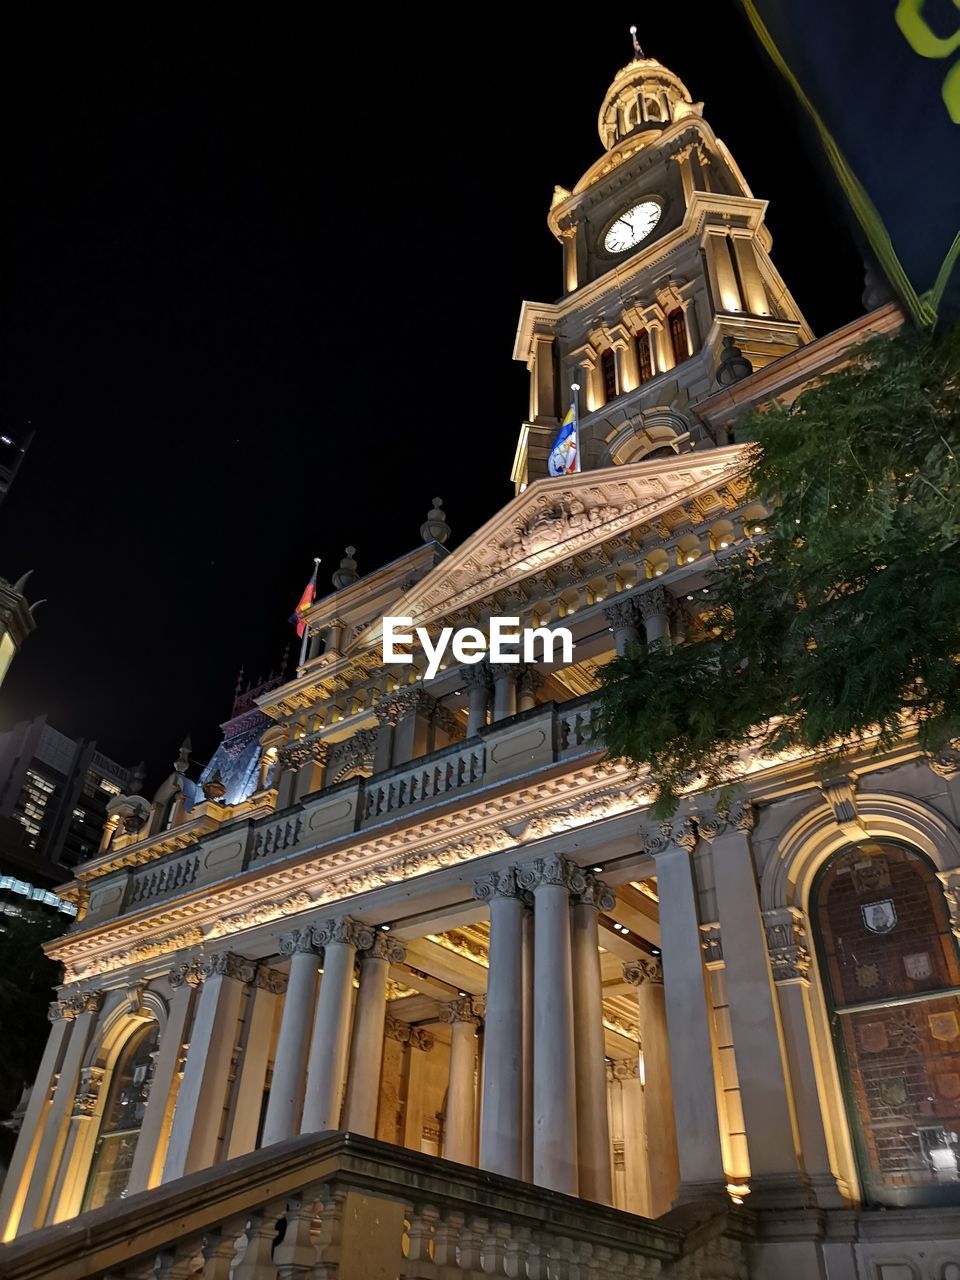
363, 739, 486, 820
0, 1132, 752, 1280
74, 696, 603, 926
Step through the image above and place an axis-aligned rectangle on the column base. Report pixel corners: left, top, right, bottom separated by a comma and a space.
673, 1179, 730, 1207
745, 1171, 817, 1210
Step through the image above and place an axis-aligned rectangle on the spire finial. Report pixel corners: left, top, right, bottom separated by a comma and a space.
630, 25, 643, 58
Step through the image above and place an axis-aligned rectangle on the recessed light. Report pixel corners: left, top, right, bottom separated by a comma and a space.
380, 924, 391, 932
592, 865, 603, 873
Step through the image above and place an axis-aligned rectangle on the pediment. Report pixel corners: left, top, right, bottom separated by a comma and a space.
359, 447, 750, 643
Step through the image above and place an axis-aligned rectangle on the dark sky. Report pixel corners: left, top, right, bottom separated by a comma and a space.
0, 9, 864, 788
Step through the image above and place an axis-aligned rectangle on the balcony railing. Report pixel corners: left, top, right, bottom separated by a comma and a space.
0, 1131, 752, 1280
78, 696, 603, 927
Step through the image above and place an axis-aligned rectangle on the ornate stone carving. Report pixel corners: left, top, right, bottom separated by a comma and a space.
279, 926, 319, 957
168, 956, 206, 990
517, 665, 544, 697
700, 923, 723, 966
48, 989, 105, 1021
576, 876, 617, 912
603, 599, 642, 630
638, 586, 673, 622
439, 994, 485, 1025
375, 688, 436, 727
516, 853, 588, 895
623, 957, 663, 987
659, 818, 697, 852
473, 867, 522, 902
929, 746, 960, 778
763, 907, 811, 982
385, 1014, 434, 1052
697, 800, 755, 841
459, 662, 492, 692
433, 703, 466, 740
208, 891, 312, 940
255, 965, 289, 994
938, 870, 960, 941
359, 933, 407, 965
606, 1057, 641, 1082
312, 915, 375, 952
819, 774, 864, 835
200, 951, 258, 985
72, 1066, 105, 1117
279, 741, 314, 772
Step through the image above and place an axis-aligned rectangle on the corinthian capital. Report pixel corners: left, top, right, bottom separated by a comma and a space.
359, 933, 407, 964
473, 867, 522, 902
49, 989, 105, 1020
516, 853, 588, 895
279, 926, 320, 957
168, 957, 206, 989
638, 586, 673, 622
576, 876, 616, 912
200, 951, 258, 985
659, 818, 697, 852
439, 994, 485, 1025
459, 662, 492, 692
313, 915, 374, 951
623, 957, 663, 987
697, 800, 755, 841
603, 599, 641, 630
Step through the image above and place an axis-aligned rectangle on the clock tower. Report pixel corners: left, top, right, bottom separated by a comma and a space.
511, 41, 813, 489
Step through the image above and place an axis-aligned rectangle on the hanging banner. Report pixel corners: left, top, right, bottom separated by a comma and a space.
741, 0, 960, 327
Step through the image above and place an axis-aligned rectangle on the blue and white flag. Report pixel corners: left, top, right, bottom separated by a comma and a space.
548, 406, 579, 476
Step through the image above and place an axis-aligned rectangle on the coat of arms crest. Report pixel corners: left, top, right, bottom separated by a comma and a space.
862, 900, 897, 934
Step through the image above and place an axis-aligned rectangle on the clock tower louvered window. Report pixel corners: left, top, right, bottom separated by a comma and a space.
636, 329, 653, 384
668, 308, 689, 364
600, 348, 618, 403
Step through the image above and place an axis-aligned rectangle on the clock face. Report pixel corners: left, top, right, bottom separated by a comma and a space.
603, 200, 662, 254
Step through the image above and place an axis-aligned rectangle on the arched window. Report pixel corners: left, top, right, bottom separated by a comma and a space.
600, 348, 618, 404
82, 1021, 160, 1211
668, 308, 689, 364
814, 840, 960, 1206
636, 329, 653, 384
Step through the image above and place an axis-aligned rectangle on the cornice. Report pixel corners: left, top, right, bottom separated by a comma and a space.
361, 447, 751, 639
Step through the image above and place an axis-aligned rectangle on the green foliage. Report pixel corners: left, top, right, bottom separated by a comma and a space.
596, 325, 960, 815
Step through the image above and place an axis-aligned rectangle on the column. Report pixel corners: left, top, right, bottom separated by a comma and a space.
392, 689, 436, 763
702, 804, 811, 1207
639, 586, 673, 648
127, 964, 199, 1194
649, 319, 669, 374
373, 698, 400, 772
226, 967, 286, 1159
343, 934, 406, 1136
623, 958, 680, 1216
652, 822, 727, 1200
16, 990, 104, 1234
301, 917, 365, 1133
607, 1058, 649, 1215
490, 663, 519, 722
461, 663, 491, 736
517, 854, 580, 1196
474, 869, 524, 1179
572, 878, 614, 1204
764, 907, 848, 1207
532, 332, 557, 420
522, 903, 534, 1182
0, 1001, 77, 1240
680, 296, 701, 354
162, 952, 253, 1181
604, 600, 643, 656
440, 996, 482, 1166
517, 666, 543, 713
261, 929, 321, 1146
294, 740, 329, 802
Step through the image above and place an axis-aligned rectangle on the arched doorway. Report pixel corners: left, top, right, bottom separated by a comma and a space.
82, 1021, 160, 1211
813, 839, 960, 1206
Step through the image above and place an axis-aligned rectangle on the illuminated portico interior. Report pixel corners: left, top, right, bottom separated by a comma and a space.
3, 45, 960, 1280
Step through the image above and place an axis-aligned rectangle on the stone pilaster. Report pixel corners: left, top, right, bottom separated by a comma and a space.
572, 876, 615, 1205
603, 598, 643, 656
439, 995, 484, 1166
623, 956, 680, 1215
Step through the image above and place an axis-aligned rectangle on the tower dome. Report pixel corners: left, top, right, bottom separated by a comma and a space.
597, 47, 697, 151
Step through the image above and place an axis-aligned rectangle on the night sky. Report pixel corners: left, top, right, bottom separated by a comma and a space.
0, 9, 864, 788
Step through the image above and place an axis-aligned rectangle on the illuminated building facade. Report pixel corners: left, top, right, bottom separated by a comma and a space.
2, 50, 959, 1280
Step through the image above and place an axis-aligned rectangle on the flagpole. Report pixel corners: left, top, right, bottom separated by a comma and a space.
299, 557, 321, 666
570, 381, 582, 473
